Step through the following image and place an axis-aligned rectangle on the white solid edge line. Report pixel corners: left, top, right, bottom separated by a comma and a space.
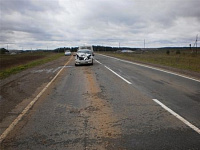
0, 56, 73, 143
104, 65, 132, 84
98, 54, 200, 83
152, 99, 200, 134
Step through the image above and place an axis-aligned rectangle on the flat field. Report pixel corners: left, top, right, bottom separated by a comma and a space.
0, 52, 63, 79
99, 50, 200, 73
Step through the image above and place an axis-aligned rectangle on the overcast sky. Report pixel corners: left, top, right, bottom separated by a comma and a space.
0, 0, 200, 50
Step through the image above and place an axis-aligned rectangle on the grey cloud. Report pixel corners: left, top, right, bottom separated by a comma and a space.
0, 0, 199, 49
173, 0, 200, 19
0, 0, 64, 46
1, 0, 61, 14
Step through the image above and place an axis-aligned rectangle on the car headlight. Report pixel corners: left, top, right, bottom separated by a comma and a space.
87, 55, 91, 59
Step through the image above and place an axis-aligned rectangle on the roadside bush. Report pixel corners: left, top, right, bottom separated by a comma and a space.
166, 50, 170, 55
0, 48, 9, 54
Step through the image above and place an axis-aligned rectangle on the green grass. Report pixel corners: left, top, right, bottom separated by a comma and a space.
0, 52, 63, 79
98, 51, 200, 73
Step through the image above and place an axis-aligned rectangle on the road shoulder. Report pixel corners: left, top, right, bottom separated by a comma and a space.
0, 56, 71, 135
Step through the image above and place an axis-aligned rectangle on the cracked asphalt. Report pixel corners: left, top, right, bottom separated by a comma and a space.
1, 54, 200, 149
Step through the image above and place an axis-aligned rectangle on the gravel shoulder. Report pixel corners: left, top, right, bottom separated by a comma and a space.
0, 56, 72, 135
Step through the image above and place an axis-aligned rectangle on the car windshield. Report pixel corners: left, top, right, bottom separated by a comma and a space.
77, 49, 92, 54
79, 46, 92, 50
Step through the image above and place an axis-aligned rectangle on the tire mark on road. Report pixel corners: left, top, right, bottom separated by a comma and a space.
80, 67, 121, 149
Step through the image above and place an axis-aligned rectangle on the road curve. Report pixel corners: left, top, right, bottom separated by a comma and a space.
1, 54, 200, 149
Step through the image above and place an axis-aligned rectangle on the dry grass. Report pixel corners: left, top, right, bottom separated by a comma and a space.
99, 50, 200, 73
0, 52, 63, 79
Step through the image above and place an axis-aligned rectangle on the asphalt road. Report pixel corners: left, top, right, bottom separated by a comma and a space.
1, 54, 200, 149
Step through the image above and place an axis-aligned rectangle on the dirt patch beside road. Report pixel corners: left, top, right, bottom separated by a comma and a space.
0, 56, 72, 125
0, 52, 56, 71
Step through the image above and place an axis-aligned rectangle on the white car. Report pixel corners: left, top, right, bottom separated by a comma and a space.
64, 50, 71, 56
75, 49, 94, 66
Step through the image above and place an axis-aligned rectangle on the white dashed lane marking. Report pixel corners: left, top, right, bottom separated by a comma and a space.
95, 59, 132, 84
96, 56, 200, 135
153, 99, 200, 134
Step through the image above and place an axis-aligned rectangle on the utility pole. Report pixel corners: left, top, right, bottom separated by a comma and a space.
194, 34, 198, 54
196, 34, 198, 54
144, 39, 145, 49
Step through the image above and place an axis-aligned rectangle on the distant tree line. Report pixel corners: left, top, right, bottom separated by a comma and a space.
53, 46, 138, 53
54, 46, 199, 53
93, 46, 138, 52
54, 47, 78, 53
1, 46, 199, 54
0, 48, 9, 54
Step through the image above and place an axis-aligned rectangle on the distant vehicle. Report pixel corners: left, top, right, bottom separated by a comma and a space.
75, 49, 94, 66
121, 50, 133, 53
10, 52, 17, 55
78, 45, 93, 52
64, 50, 71, 56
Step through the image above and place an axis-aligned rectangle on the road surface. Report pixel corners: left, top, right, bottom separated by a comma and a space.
1, 54, 200, 149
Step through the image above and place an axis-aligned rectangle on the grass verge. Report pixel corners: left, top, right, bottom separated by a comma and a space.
98, 51, 200, 73
0, 52, 63, 79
